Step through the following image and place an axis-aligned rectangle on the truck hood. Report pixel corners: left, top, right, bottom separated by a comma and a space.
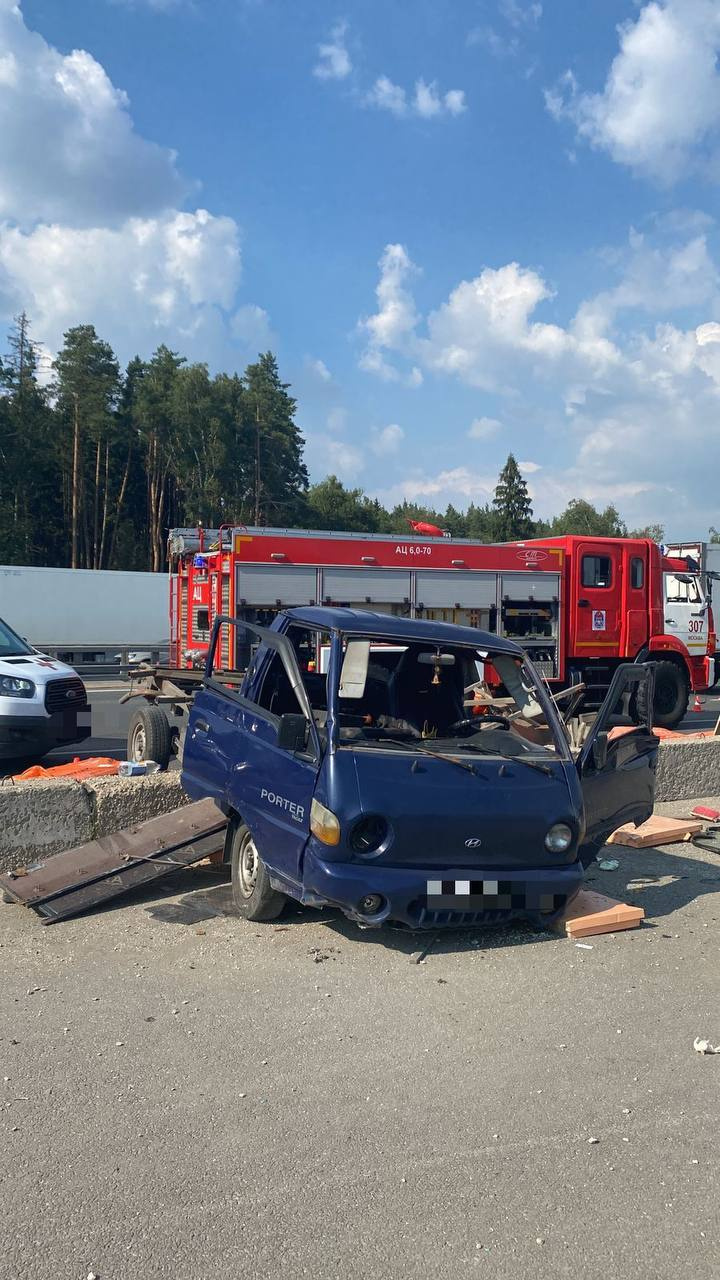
0, 653, 82, 686
323, 746, 579, 870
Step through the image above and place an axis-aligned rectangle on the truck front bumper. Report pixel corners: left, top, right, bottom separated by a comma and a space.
301, 850, 584, 929
0, 710, 92, 761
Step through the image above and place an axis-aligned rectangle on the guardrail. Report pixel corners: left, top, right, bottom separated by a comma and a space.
36, 644, 170, 679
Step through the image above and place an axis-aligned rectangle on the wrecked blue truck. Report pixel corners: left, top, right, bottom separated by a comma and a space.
181, 607, 657, 929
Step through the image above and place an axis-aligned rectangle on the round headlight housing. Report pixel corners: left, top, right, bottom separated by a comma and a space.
545, 822, 574, 854
349, 815, 389, 856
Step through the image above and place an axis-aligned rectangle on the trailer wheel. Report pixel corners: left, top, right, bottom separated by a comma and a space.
229, 822, 286, 921
128, 705, 172, 770
652, 660, 689, 729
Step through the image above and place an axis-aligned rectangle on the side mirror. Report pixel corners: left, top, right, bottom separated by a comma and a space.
592, 731, 609, 771
277, 712, 309, 753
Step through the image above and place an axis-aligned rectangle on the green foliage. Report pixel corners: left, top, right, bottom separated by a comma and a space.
492, 454, 534, 541
628, 523, 665, 543
0, 316, 664, 571
552, 498, 628, 538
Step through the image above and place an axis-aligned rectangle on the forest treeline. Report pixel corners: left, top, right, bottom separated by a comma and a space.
0, 314, 662, 571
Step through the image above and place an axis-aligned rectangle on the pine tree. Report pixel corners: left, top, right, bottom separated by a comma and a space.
0, 314, 61, 564
243, 352, 308, 525
53, 325, 121, 568
492, 455, 534, 541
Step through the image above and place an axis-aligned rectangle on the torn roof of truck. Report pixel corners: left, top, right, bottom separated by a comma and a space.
279, 607, 523, 654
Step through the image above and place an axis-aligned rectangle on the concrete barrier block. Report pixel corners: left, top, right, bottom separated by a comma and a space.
90, 773, 189, 838
656, 738, 720, 803
0, 780, 93, 872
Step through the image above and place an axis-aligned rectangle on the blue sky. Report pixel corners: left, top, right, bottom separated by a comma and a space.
4, 0, 720, 535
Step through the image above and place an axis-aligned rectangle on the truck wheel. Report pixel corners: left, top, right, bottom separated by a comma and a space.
127, 705, 172, 770
652, 660, 689, 729
230, 822, 286, 921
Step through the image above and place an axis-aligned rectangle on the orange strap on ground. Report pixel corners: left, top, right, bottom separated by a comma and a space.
13, 757, 121, 781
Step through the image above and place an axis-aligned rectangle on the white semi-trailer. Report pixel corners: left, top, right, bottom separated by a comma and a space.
0, 565, 168, 664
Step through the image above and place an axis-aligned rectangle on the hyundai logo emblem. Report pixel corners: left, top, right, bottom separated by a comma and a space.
464, 837, 482, 848
65, 689, 76, 700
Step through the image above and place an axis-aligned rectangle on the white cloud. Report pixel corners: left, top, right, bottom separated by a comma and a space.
366, 76, 408, 117
0, 2, 185, 227
546, 0, 720, 182
0, 2, 255, 371
500, 0, 542, 28
0, 209, 242, 361
376, 467, 498, 510
414, 80, 467, 119
371, 423, 404, 455
358, 228, 720, 531
313, 22, 351, 81
366, 76, 466, 119
359, 243, 425, 384
468, 416, 502, 439
307, 357, 332, 381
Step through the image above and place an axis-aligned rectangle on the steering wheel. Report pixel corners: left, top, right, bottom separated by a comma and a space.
449, 713, 510, 734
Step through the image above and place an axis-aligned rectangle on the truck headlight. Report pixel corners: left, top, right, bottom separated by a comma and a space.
310, 798, 341, 846
350, 815, 389, 856
0, 676, 35, 699
545, 823, 573, 853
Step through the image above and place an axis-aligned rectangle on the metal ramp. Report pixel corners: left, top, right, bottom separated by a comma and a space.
0, 798, 227, 924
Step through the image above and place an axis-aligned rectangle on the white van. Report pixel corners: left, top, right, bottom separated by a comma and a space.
0, 615, 91, 765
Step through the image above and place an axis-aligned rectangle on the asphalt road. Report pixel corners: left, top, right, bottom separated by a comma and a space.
1, 794, 719, 1280
47, 686, 720, 766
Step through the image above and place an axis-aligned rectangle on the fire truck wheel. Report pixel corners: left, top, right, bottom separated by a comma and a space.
230, 821, 286, 921
127, 705, 172, 770
651, 660, 689, 729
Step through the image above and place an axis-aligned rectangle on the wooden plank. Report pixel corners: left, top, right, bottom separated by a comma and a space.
553, 889, 644, 938
606, 815, 703, 848
0, 798, 226, 908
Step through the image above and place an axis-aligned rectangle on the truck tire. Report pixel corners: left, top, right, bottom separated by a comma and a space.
229, 822, 286, 921
127, 704, 172, 770
652, 660, 689, 729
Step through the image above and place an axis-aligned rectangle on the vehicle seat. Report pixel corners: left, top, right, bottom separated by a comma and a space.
394, 658, 464, 735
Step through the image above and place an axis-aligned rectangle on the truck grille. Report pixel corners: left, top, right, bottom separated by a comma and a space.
408, 899, 567, 928
44, 677, 88, 714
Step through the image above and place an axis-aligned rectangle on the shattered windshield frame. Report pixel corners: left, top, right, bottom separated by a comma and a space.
324, 631, 572, 763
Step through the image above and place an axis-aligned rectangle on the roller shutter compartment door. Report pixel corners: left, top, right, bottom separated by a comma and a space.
321, 568, 411, 605
235, 565, 318, 607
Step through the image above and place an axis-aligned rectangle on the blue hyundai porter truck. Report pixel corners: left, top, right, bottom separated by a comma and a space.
182, 608, 657, 929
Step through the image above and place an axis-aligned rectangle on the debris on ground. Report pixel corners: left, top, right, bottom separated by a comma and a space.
690, 825, 720, 856
0, 798, 226, 924
693, 1037, 720, 1055
553, 889, 644, 939
691, 805, 720, 821
607, 816, 703, 847
596, 858, 620, 871
12, 756, 120, 781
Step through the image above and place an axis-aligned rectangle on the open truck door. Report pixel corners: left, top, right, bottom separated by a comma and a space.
576, 663, 657, 865
182, 616, 322, 896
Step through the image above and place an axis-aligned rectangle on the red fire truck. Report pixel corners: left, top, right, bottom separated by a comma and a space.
123, 526, 714, 767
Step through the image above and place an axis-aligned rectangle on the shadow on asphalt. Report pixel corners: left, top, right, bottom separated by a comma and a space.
40, 839, 719, 948
585, 841, 720, 920
144, 874, 565, 956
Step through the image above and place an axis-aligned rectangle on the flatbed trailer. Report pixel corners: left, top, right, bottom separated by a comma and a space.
121, 666, 246, 768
